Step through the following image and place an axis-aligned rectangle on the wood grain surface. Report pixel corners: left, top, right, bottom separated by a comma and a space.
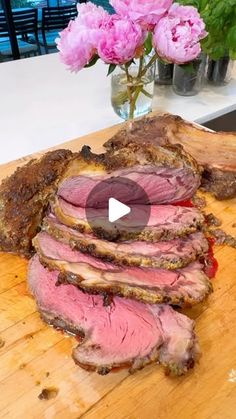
0, 119, 235, 419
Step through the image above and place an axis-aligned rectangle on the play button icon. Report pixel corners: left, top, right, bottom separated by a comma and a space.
85, 177, 151, 240
108, 198, 131, 223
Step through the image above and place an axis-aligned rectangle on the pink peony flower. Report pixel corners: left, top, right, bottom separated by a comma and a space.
110, 0, 173, 28
76, 1, 109, 30
56, 2, 109, 72
153, 3, 207, 64
56, 21, 96, 72
97, 15, 145, 65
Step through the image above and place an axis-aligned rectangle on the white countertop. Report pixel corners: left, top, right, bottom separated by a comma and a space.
0, 53, 235, 164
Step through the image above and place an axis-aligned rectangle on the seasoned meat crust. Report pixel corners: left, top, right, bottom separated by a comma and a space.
33, 232, 213, 307
104, 114, 236, 173
105, 113, 236, 200
201, 168, 236, 201
43, 259, 212, 307
79, 141, 200, 174
0, 149, 74, 256
52, 197, 205, 242
43, 215, 209, 270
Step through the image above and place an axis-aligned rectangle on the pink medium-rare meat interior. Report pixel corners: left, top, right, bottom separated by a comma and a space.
43, 214, 209, 268
54, 197, 204, 235
58, 165, 200, 207
28, 256, 200, 374
33, 232, 212, 306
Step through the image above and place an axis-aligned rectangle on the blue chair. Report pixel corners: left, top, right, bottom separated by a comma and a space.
90, 1, 114, 14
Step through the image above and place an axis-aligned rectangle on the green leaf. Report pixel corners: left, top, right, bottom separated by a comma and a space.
212, 3, 226, 18
107, 64, 117, 76
144, 32, 153, 55
210, 44, 226, 60
85, 55, 99, 68
179, 63, 195, 74
158, 57, 171, 65
177, 0, 199, 7
229, 49, 236, 59
199, 0, 208, 12
227, 26, 236, 49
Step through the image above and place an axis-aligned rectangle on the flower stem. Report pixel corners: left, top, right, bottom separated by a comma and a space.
137, 56, 144, 78
141, 88, 153, 99
141, 53, 158, 77
126, 58, 145, 120
124, 63, 132, 106
129, 85, 143, 119
123, 55, 156, 120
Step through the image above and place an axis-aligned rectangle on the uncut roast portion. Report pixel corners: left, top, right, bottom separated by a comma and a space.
105, 114, 236, 200
0, 114, 222, 376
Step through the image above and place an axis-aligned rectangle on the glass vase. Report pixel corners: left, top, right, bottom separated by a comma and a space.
172, 54, 207, 96
155, 60, 173, 85
111, 58, 156, 120
206, 56, 234, 86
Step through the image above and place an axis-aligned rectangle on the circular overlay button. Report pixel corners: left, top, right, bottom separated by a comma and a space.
85, 177, 151, 241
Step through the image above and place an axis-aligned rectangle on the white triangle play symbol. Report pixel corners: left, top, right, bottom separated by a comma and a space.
108, 197, 131, 223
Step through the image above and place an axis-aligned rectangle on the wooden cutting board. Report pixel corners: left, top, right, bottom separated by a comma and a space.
0, 120, 236, 419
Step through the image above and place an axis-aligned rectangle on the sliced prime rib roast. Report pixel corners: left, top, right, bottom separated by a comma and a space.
57, 143, 201, 207
29, 256, 200, 375
43, 214, 209, 270
0, 113, 233, 257
33, 232, 212, 306
52, 197, 205, 242
104, 113, 236, 200
0, 124, 202, 256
